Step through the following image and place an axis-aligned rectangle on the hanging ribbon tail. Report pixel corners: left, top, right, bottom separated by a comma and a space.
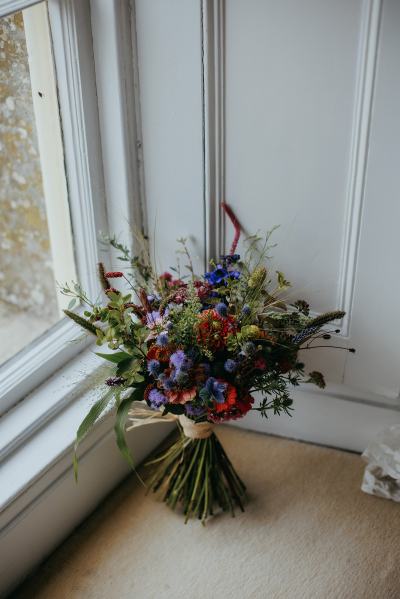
126, 401, 178, 431
221, 202, 242, 255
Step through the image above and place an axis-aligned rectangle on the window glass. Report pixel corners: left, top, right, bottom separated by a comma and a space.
0, 4, 75, 365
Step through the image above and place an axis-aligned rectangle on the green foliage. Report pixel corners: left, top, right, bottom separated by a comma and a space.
73, 389, 115, 480
64, 309, 98, 336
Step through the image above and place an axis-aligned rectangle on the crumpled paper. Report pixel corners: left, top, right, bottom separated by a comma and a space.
361, 425, 400, 502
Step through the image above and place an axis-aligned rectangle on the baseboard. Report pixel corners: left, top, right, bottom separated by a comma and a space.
233, 386, 400, 453
0, 414, 174, 597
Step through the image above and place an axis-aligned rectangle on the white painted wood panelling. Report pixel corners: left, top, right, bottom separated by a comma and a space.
135, 0, 205, 275
224, 0, 363, 315
344, 0, 400, 399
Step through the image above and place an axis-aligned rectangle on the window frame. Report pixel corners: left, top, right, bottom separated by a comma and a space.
0, 0, 108, 416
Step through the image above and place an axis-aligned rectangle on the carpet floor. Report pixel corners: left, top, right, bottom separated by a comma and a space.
14, 427, 400, 599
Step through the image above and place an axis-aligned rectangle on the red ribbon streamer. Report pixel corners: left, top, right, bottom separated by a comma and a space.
221, 202, 242, 256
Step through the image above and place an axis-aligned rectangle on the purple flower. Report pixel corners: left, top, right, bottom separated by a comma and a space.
170, 349, 191, 372
147, 294, 157, 304
166, 321, 173, 331
229, 270, 241, 280
185, 404, 206, 417
146, 310, 162, 328
224, 359, 237, 373
147, 359, 160, 376
215, 302, 228, 317
156, 331, 169, 346
148, 388, 167, 409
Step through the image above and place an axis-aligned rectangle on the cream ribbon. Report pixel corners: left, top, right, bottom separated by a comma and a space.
126, 401, 214, 439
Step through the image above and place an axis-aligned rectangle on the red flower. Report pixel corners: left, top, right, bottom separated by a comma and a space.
208, 393, 254, 423
147, 345, 171, 363
105, 271, 124, 278
197, 309, 237, 350
159, 272, 173, 281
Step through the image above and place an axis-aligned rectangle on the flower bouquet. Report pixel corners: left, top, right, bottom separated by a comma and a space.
62, 204, 353, 523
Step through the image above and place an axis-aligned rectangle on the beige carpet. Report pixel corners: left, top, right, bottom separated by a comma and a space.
14, 427, 400, 599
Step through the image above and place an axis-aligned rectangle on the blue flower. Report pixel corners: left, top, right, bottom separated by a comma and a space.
148, 388, 167, 409
170, 349, 191, 372
147, 359, 160, 376
241, 304, 251, 316
156, 331, 169, 346
201, 377, 227, 403
215, 302, 228, 317
229, 270, 241, 280
204, 265, 228, 285
224, 359, 237, 373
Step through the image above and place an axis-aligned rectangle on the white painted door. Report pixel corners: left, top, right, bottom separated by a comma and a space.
134, 0, 400, 451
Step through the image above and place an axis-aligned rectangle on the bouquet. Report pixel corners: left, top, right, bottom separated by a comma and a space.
62, 204, 353, 523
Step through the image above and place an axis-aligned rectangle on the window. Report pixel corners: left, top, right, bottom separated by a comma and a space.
0, 0, 110, 415
0, 3, 76, 366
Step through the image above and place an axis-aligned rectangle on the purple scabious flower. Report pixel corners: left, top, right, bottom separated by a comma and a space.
215, 302, 228, 317
147, 294, 157, 304
146, 310, 162, 328
203, 377, 227, 403
224, 359, 237, 373
166, 321, 173, 331
147, 359, 160, 376
241, 304, 251, 316
148, 388, 167, 409
156, 331, 169, 346
170, 349, 191, 372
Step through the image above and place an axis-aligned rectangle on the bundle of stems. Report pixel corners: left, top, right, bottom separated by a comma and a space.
145, 427, 247, 524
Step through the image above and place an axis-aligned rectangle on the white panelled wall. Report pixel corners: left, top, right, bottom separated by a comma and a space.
136, 0, 400, 450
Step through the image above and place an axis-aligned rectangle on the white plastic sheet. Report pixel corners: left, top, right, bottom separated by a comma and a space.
361, 425, 400, 502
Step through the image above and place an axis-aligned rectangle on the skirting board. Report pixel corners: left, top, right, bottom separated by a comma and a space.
232, 387, 400, 453
0, 416, 174, 597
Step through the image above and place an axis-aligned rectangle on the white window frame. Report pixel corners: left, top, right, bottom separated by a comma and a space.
0, 0, 108, 417
0, 0, 149, 457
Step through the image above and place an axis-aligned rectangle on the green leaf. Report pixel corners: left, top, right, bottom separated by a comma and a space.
95, 351, 132, 364
73, 390, 114, 481
68, 298, 77, 310
114, 384, 146, 467
114, 396, 135, 468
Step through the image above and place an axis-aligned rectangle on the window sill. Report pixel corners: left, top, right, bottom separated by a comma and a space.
0, 346, 174, 595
